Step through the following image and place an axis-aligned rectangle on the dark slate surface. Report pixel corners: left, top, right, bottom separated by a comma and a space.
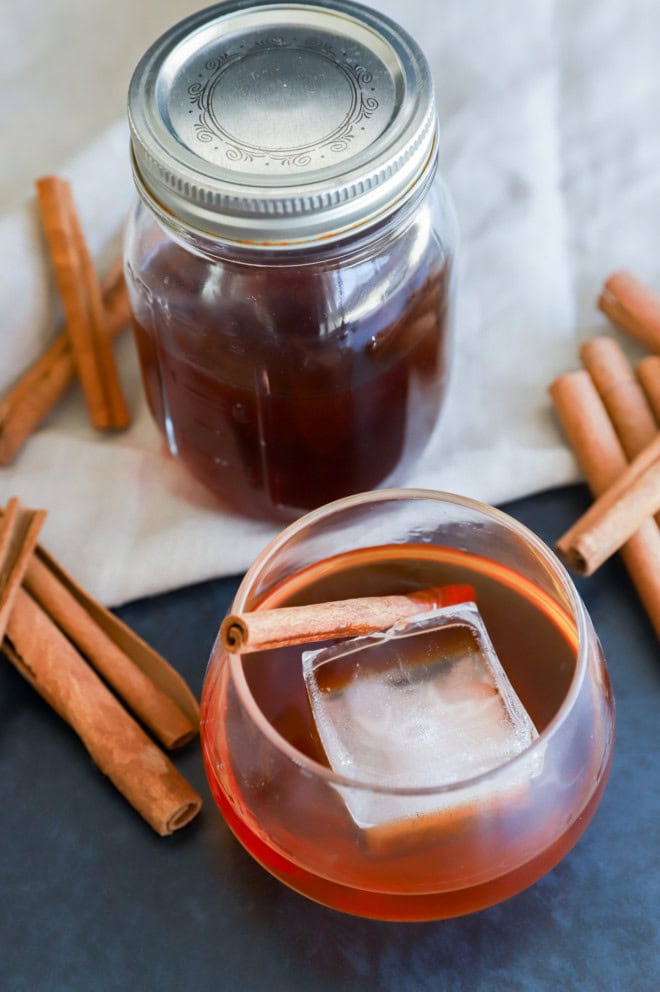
2, 484, 658, 991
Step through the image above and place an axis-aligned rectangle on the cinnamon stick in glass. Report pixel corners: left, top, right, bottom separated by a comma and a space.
3, 587, 201, 836
35, 176, 130, 430
0, 258, 130, 465
550, 370, 660, 635
598, 270, 660, 352
637, 355, 660, 421
221, 584, 476, 655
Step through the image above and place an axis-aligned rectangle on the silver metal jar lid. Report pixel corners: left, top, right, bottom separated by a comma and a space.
128, 0, 437, 247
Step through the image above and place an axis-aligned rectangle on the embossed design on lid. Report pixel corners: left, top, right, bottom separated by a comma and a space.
128, 0, 437, 246
186, 35, 382, 170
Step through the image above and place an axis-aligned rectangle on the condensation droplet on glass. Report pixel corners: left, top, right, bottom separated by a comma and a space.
367, 335, 378, 353
232, 402, 250, 423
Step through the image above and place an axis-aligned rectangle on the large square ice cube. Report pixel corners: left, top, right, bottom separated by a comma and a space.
303, 601, 539, 840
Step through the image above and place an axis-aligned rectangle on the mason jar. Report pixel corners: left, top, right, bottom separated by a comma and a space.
125, 0, 457, 521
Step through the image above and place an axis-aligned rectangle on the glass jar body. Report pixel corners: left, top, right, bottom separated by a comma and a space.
124, 174, 456, 520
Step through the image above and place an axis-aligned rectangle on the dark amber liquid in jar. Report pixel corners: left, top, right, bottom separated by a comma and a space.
127, 215, 451, 520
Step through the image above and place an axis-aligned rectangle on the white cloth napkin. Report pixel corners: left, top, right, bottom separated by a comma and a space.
2, 0, 660, 606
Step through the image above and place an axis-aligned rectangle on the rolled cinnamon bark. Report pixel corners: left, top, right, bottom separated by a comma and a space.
0, 499, 46, 636
4, 588, 202, 836
35, 176, 130, 430
221, 584, 475, 654
0, 262, 130, 465
637, 355, 660, 421
550, 371, 660, 635
598, 271, 660, 352
24, 552, 197, 749
580, 336, 660, 530
555, 434, 660, 576
580, 337, 658, 457
33, 546, 200, 732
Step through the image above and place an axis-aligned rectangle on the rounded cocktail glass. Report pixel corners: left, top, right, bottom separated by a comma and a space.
200, 489, 614, 921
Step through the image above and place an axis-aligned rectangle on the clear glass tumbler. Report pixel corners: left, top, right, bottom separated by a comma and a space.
200, 489, 615, 921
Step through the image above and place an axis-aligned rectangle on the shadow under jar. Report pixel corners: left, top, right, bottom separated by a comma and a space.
201, 490, 615, 921
125, 0, 456, 520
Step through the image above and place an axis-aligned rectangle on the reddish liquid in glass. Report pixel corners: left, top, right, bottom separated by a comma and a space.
130, 245, 450, 519
202, 545, 612, 920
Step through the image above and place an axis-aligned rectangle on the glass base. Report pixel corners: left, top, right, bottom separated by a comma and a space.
208, 754, 612, 922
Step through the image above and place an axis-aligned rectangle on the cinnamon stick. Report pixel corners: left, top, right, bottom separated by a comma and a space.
637, 355, 660, 421
0, 258, 131, 465
24, 551, 197, 749
556, 432, 660, 576
221, 584, 476, 655
31, 546, 200, 731
35, 176, 130, 430
550, 371, 660, 635
580, 336, 660, 530
0, 498, 46, 637
0, 498, 198, 745
598, 270, 660, 352
580, 337, 658, 458
4, 587, 201, 836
